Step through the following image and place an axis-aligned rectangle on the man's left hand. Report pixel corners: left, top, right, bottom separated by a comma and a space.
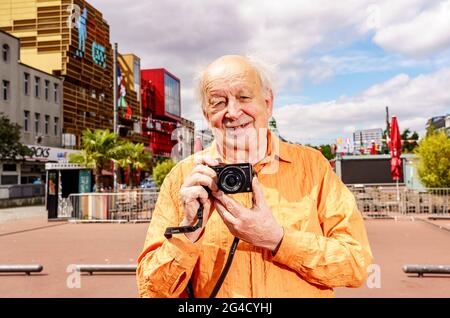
212, 177, 284, 253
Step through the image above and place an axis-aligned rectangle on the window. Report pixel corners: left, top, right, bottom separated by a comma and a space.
54, 83, 58, 103
1, 175, 18, 185
3, 163, 17, 172
24, 111, 30, 131
45, 80, 49, 100
2, 80, 9, 101
24, 73, 30, 95
35, 76, 40, 98
34, 113, 40, 134
45, 115, 49, 135
2, 44, 9, 62
54, 117, 59, 136
164, 73, 181, 117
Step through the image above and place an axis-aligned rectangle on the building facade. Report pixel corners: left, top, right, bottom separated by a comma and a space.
1, 29, 65, 185
140, 68, 195, 160
141, 68, 181, 158
117, 53, 147, 145
426, 114, 450, 135
0, 0, 114, 148
353, 128, 383, 151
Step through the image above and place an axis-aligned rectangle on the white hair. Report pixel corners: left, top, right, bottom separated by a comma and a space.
195, 55, 277, 111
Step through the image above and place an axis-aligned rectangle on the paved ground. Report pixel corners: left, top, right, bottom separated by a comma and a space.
0, 216, 147, 298
1, 209, 450, 298
335, 217, 450, 298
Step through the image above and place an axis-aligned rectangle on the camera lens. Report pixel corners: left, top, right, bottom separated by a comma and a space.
219, 167, 245, 193
224, 174, 239, 187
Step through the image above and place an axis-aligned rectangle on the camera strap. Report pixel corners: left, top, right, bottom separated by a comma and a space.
164, 204, 203, 239
208, 236, 239, 298
164, 202, 240, 298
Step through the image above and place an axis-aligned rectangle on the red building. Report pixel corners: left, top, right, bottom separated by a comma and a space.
141, 68, 182, 157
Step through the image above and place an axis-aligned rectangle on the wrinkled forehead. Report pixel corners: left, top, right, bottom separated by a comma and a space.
203, 59, 262, 96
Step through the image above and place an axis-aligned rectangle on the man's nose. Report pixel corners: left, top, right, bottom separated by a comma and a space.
224, 97, 243, 120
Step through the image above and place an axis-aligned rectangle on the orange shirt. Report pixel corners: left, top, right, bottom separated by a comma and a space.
136, 132, 373, 298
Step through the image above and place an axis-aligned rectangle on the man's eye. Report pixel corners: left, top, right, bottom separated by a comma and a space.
211, 100, 226, 107
240, 96, 251, 100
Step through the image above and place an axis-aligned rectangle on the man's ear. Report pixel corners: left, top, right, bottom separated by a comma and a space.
203, 108, 212, 128
265, 89, 274, 118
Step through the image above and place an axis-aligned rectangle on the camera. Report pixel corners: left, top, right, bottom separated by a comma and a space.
211, 163, 254, 194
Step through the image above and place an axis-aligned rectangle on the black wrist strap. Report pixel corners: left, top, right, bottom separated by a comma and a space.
164, 204, 203, 239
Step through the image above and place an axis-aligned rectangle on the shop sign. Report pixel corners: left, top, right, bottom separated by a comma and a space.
27, 145, 79, 162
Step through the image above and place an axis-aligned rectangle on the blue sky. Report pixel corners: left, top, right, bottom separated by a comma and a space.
89, 0, 450, 145
277, 37, 444, 105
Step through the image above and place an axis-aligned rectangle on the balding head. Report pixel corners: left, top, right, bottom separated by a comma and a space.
197, 55, 274, 112
196, 54, 275, 163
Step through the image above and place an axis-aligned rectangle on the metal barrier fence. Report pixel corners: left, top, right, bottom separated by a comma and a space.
7, 184, 45, 199
67, 191, 159, 221
348, 186, 449, 215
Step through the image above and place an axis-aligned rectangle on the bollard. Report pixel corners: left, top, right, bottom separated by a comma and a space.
75, 264, 137, 275
0, 264, 43, 275
402, 264, 450, 277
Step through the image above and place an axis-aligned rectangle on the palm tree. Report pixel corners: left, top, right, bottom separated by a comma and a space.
115, 141, 151, 188
69, 129, 120, 192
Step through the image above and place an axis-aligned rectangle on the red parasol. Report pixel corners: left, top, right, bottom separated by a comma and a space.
389, 116, 402, 181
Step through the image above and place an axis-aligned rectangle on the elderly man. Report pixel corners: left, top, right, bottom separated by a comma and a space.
136, 55, 373, 298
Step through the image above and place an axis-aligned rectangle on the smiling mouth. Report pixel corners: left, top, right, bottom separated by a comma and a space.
226, 122, 252, 130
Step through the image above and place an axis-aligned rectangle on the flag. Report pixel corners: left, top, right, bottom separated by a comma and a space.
390, 116, 402, 181
125, 104, 133, 119
117, 65, 127, 108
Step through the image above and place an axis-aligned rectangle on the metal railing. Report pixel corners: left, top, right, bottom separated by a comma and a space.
76, 264, 136, 275
349, 186, 449, 215
66, 191, 159, 221
0, 264, 43, 275
2, 184, 45, 199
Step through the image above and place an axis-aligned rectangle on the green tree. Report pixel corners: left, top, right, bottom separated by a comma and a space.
401, 129, 419, 153
381, 129, 390, 154
152, 158, 176, 188
115, 141, 152, 187
69, 129, 120, 192
414, 131, 450, 188
0, 113, 33, 160
319, 144, 335, 160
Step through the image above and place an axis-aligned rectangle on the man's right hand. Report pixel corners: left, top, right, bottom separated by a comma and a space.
179, 156, 219, 242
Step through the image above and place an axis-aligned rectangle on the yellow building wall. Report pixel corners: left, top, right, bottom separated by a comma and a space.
0, 0, 66, 74
21, 49, 62, 74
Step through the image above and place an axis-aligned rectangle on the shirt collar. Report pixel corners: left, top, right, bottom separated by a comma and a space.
204, 130, 293, 165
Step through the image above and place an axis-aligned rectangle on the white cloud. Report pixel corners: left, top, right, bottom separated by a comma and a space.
85, 0, 450, 136
88, 0, 375, 122
274, 68, 450, 145
372, 0, 450, 57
